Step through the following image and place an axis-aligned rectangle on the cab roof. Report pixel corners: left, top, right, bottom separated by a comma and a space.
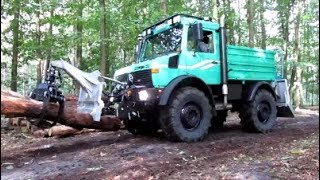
142, 14, 213, 32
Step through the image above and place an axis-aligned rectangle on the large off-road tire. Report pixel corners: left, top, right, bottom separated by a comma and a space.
239, 89, 277, 133
159, 87, 212, 142
212, 110, 227, 129
124, 114, 159, 136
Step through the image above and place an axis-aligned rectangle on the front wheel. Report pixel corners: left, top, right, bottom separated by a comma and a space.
159, 87, 212, 142
239, 89, 277, 133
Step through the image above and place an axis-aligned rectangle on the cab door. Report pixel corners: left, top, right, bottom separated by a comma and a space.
183, 26, 221, 85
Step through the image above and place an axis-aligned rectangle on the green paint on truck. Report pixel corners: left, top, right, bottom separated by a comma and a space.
113, 14, 294, 142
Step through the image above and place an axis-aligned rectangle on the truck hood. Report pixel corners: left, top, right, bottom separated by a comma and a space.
113, 52, 178, 78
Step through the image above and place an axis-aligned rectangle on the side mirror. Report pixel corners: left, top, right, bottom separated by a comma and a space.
192, 23, 203, 51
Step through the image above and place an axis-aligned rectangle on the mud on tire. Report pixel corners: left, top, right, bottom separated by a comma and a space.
239, 89, 277, 133
159, 87, 212, 142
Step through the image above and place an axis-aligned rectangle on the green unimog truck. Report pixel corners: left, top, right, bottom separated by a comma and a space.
111, 14, 294, 142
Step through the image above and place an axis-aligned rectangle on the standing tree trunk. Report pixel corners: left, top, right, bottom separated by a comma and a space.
76, 0, 83, 69
236, 0, 242, 45
211, 0, 218, 21
72, 0, 83, 94
99, 0, 107, 77
289, 0, 303, 109
277, 0, 293, 79
10, 0, 20, 92
259, 0, 266, 49
36, 0, 42, 84
160, 0, 167, 15
223, 0, 235, 44
45, 5, 54, 75
246, 0, 255, 47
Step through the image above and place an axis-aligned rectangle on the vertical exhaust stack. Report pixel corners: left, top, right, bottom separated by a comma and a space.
219, 15, 228, 107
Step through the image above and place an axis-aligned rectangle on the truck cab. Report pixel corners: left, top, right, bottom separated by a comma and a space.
114, 14, 222, 88
112, 14, 294, 142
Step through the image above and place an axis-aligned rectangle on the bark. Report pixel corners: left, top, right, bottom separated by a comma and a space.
212, 0, 218, 21
1, 90, 121, 131
75, 0, 83, 69
99, 0, 107, 77
36, 0, 42, 84
160, 0, 167, 15
11, 0, 20, 91
72, 0, 83, 94
246, 0, 255, 47
236, 0, 242, 45
278, 0, 293, 79
197, 0, 204, 16
259, 0, 266, 49
37, 61, 42, 84
224, 0, 235, 44
289, 0, 303, 109
45, 5, 54, 74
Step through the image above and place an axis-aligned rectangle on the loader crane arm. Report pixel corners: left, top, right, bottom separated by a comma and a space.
30, 60, 127, 127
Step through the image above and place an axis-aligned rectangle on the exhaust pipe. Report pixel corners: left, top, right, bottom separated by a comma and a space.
219, 15, 228, 107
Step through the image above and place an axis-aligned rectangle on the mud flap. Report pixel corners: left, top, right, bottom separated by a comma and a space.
275, 79, 295, 117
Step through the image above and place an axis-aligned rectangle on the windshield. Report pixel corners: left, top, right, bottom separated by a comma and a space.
142, 24, 183, 61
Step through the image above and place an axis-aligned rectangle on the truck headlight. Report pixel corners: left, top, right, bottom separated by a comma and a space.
138, 90, 149, 101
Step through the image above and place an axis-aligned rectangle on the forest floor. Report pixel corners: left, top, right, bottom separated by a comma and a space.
1, 107, 319, 180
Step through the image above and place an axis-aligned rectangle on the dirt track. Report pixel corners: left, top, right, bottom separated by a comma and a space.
1, 108, 319, 180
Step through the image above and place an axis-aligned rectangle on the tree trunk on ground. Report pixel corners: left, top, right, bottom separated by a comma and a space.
11, 0, 20, 91
32, 125, 81, 138
1, 90, 121, 131
246, 0, 255, 47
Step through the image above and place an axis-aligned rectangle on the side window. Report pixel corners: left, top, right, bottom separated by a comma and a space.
187, 27, 214, 53
187, 27, 195, 50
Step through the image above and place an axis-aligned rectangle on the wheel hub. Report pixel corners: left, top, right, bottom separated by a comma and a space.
257, 101, 271, 124
181, 103, 202, 130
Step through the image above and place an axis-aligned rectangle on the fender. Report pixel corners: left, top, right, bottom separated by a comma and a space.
158, 75, 216, 115
246, 81, 276, 101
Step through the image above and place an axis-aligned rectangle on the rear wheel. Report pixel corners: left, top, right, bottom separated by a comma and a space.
159, 87, 212, 142
239, 89, 277, 133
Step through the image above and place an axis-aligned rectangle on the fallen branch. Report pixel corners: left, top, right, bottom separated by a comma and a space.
32, 125, 82, 138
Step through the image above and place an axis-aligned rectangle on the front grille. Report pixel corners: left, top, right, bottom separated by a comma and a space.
116, 69, 153, 87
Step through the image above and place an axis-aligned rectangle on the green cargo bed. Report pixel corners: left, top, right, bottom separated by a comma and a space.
227, 45, 276, 81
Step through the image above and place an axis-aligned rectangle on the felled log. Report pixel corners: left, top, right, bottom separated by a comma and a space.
32, 125, 82, 138
1, 90, 121, 131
